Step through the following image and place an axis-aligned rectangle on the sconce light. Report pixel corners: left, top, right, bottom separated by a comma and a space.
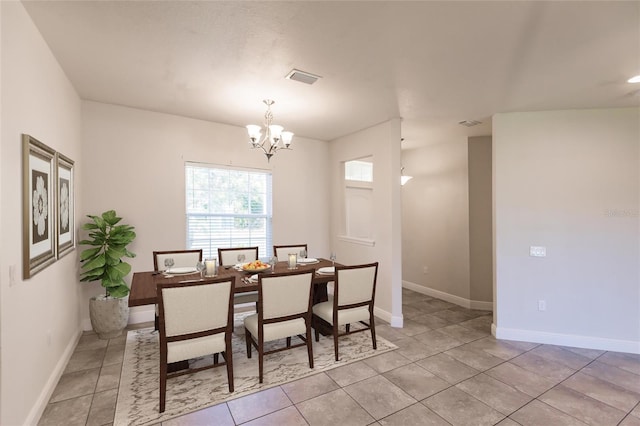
401, 167, 413, 186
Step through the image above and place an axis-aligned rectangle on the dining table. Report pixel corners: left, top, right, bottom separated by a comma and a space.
129, 258, 339, 372
128, 257, 339, 309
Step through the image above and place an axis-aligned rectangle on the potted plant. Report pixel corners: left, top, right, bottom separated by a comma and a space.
80, 210, 136, 339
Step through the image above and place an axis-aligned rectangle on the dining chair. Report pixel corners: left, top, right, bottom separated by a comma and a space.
153, 249, 203, 271
273, 244, 308, 262
244, 269, 315, 383
312, 262, 378, 361
218, 246, 260, 307
157, 276, 235, 413
152, 249, 204, 330
218, 246, 259, 266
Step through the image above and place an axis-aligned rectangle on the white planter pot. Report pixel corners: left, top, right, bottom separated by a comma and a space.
89, 296, 130, 339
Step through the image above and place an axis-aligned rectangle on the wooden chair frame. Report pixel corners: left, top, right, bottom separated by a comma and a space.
244, 269, 315, 383
158, 276, 235, 413
152, 249, 203, 330
217, 246, 259, 266
273, 244, 308, 261
153, 249, 203, 271
313, 262, 378, 361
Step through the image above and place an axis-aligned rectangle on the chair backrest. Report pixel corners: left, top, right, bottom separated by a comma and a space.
158, 277, 234, 337
153, 249, 202, 271
335, 262, 378, 307
273, 244, 308, 262
218, 246, 259, 266
259, 270, 314, 320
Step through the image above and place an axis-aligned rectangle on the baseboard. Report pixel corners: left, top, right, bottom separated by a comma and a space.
82, 306, 157, 330
495, 326, 640, 355
402, 280, 493, 312
26, 327, 82, 425
128, 306, 155, 325
374, 306, 403, 328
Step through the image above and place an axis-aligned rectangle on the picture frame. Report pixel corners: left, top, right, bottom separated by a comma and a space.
56, 152, 75, 259
22, 134, 57, 278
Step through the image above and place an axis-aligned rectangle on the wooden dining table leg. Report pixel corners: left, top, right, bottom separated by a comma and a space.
313, 283, 328, 304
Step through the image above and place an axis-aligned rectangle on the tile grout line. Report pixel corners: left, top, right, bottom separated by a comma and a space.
40, 293, 640, 426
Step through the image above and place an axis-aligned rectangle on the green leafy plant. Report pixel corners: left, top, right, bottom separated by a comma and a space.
79, 210, 136, 298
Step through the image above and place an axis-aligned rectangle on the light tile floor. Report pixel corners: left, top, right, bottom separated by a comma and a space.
39, 289, 640, 425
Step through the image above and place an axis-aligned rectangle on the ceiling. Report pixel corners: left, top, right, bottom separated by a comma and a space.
22, 1, 640, 150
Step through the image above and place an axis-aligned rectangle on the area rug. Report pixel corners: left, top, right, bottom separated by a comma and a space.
114, 314, 397, 425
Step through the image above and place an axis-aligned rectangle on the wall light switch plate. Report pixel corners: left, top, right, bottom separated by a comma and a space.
530, 246, 546, 257
9, 264, 16, 287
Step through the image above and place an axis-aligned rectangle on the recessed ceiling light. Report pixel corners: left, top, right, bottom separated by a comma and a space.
628, 75, 640, 83
285, 69, 322, 85
458, 120, 482, 127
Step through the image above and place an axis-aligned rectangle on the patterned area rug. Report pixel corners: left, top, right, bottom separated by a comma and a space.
114, 314, 397, 425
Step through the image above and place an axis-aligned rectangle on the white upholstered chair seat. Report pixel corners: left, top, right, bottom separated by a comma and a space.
244, 314, 306, 342
312, 301, 370, 326
244, 269, 315, 383
158, 277, 234, 413
167, 334, 226, 364
312, 262, 379, 361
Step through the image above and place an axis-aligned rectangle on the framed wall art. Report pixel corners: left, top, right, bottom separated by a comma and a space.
56, 152, 75, 259
22, 134, 57, 278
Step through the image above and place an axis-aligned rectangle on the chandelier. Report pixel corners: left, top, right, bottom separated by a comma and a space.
246, 99, 293, 162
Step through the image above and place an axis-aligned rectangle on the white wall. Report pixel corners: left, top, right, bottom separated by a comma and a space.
401, 139, 473, 306
493, 108, 640, 353
81, 101, 331, 325
1, 2, 83, 424
329, 119, 403, 326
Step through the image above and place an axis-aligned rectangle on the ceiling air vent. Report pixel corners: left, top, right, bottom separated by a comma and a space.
459, 120, 482, 127
285, 69, 321, 85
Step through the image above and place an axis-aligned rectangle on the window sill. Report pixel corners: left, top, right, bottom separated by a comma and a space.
337, 235, 375, 247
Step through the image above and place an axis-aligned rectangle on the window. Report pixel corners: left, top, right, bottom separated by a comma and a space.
185, 163, 272, 259
342, 157, 375, 245
345, 159, 373, 182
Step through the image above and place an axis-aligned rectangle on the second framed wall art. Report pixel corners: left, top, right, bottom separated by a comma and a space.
22, 134, 76, 279
56, 152, 75, 259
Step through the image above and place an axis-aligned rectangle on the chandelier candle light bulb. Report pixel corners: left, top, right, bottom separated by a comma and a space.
246, 99, 293, 161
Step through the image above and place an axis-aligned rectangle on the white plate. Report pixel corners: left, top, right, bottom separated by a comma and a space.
166, 267, 198, 275
249, 274, 259, 282
317, 266, 335, 275
297, 257, 318, 264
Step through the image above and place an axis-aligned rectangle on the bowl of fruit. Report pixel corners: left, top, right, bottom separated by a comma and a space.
241, 260, 271, 273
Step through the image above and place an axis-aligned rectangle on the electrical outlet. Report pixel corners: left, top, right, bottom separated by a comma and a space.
538, 300, 546, 311
423, 266, 428, 274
